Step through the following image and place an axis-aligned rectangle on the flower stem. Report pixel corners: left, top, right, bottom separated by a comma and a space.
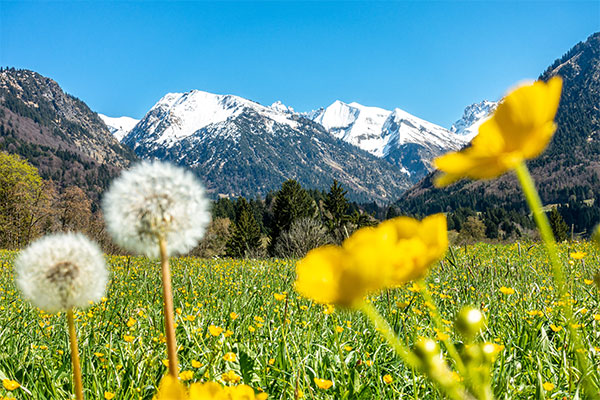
67, 308, 84, 400
515, 162, 599, 396
159, 237, 179, 377
360, 301, 474, 400
419, 283, 467, 376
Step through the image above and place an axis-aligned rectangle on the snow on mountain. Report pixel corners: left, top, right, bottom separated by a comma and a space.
382, 107, 464, 152
98, 114, 139, 142
126, 90, 299, 148
307, 100, 467, 170
450, 100, 498, 141
270, 101, 295, 114
309, 101, 392, 156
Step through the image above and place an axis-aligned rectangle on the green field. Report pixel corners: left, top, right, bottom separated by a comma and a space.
1, 242, 599, 399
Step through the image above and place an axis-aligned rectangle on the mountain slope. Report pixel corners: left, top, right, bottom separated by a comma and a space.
123, 90, 411, 203
0, 68, 137, 199
397, 32, 600, 230
307, 100, 467, 179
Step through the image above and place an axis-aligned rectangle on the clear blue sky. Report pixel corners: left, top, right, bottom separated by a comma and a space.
1, 1, 598, 127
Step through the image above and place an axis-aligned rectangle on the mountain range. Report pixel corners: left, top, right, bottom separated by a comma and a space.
100, 87, 484, 202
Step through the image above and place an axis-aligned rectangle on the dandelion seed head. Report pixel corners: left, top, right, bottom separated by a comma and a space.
102, 161, 211, 258
15, 233, 108, 313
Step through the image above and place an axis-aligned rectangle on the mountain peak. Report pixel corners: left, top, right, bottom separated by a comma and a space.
450, 100, 498, 139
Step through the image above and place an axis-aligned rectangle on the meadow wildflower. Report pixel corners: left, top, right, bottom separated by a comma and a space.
295, 214, 447, 307
2, 380, 19, 391
434, 77, 562, 186
314, 378, 333, 390
102, 160, 211, 258
15, 233, 108, 313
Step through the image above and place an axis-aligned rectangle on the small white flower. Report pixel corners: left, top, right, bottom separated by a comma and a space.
15, 233, 108, 313
102, 161, 211, 258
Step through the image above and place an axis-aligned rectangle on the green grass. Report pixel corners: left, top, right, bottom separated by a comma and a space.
0, 242, 599, 399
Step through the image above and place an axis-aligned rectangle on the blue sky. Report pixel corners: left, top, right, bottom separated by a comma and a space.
1, 1, 598, 127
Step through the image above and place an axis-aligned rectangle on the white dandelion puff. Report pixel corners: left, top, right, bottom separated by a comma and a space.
15, 233, 109, 314
102, 161, 211, 258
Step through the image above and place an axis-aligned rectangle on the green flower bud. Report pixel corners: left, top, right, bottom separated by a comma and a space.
455, 306, 485, 339
414, 337, 440, 365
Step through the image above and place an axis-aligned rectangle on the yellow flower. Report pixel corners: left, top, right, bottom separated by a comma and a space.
295, 214, 447, 307
549, 324, 563, 332
104, 392, 116, 399
499, 286, 515, 295
221, 370, 241, 384
223, 352, 237, 362
383, 374, 393, 384
126, 317, 137, 327
542, 382, 555, 391
191, 360, 203, 368
208, 325, 223, 336
2, 379, 19, 391
123, 335, 135, 343
314, 378, 333, 390
584, 279, 593, 285
434, 77, 562, 186
179, 370, 194, 381
570, 251, 586, 260
273, 293, 286, 301
230, 312, 239, 320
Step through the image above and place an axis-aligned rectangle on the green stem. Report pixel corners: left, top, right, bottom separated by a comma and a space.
360, 301, 473, 400
419, 283, 468, 376
515, 162, 599, 397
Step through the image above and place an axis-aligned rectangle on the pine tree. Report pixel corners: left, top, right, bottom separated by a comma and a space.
323, 180, 349, 241
270, 179, 316, 253
549, 208, 569, 242
225, 198, 262, 258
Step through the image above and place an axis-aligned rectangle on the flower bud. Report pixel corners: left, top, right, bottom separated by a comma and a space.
455, 306, 485, 339
414, 337, 440, 366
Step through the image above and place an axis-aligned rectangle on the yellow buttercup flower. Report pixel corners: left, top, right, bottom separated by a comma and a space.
295, 214, 447, 307
314, 378, 333, 390
434, 77, 562, 186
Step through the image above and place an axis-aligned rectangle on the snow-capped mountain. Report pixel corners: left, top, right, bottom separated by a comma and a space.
98, 114, 139, 141
307, 100, 467, 178
123, 90, 412, 203
450, 100, 498, 140
308, 101, 392, 156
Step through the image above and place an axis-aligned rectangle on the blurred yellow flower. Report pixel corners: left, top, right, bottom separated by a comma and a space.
179, 370, 194, 381
434, 77, 562, 186
570, 251, 586, 260
542, 382, 555, 391
314, 378, 333, 390
499, 287, 515, 295
2, 379, 19, 391
223, 352, 237, 362
295, 214, 447, 307
221, 370, 241, 384
104, 392, 116, 399
383, 374, 393, 384
208, 325, 223, 336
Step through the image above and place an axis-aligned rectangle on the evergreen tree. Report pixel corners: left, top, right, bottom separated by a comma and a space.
225, 198, 262, 258
549, 208, 569, 242
270, 179, 316, 252
323, 180, 349, 240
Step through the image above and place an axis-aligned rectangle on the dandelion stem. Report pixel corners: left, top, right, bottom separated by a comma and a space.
515, 162, 599, 396
159, 237, 179, 377
67, 308, 84, 400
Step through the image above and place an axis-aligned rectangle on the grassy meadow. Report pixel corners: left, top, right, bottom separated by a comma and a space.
0, 242, 599, 399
